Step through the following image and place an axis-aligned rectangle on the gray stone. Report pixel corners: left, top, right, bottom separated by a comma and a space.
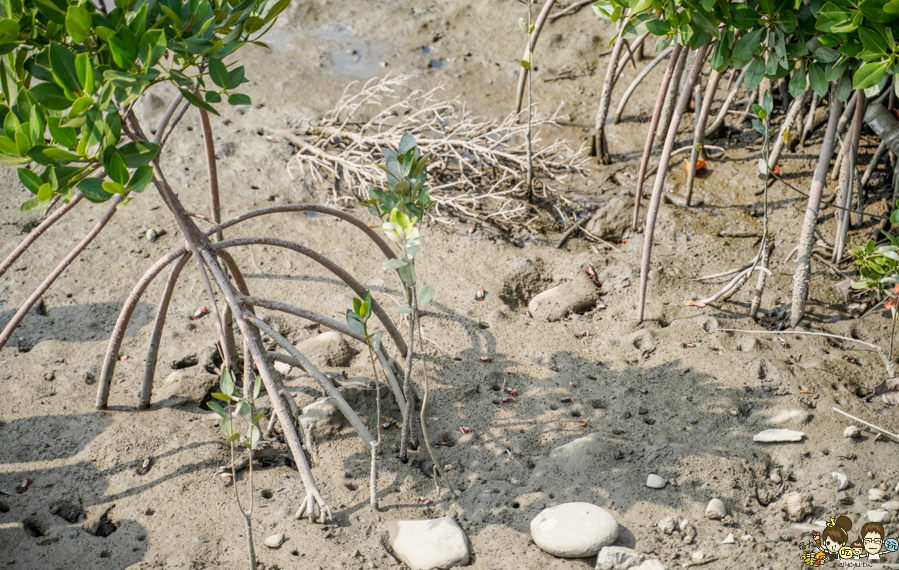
297, 331, 354, 367
867, 509, 891, 523
705, 498, 726, 520
646, 474, 665, 489
595, 546, 646, 570
264, 533, 285, 548
584, 196, 629, 242
386, 517, 470, 570
781, 492, 813, 522
657, 516, 678, 535
844, 425, 862, 438
299, 397, 345, 439
158, 369, 216, 402
531, 503, 619, 558
869, 488, 887, 502
528, 278, 598, 322
753, 429, 805, 443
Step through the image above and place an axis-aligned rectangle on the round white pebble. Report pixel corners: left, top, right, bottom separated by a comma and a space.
530, 502, 619, 558
646, 474, 666, 489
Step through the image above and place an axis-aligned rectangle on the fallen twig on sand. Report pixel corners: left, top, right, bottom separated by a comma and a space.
832, 407, 899, 442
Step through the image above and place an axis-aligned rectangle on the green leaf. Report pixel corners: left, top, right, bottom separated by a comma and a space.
17, 168, 42, 194
34, 0, 68, 25
0, 18, 20, 43
138, 30, 166, 69
15, 130, 31, 154
370, 330, 382, 352
108, 37, 135, 70
49, 42, 80, 93
382, 258, 408, 270
220, 368, 235, 397
0, 135, 16, 155
252, 411, 265, 424
208, 57, 229, 88
854, 60, 891, 89
74, 54, 95, 94
76, 177, 113, 202
179, 88, 219, 115
30, 83, 71, 111
745, 59, 766, 91
221, 416, 234, 438
65, 6, 91, 43
37, 182, 52, 202
730, 4, 759, 29
20, 198, 44, 212
645, 18, 671, 34
859, 27, 890, 55
253, 376, 262, 400
248, 424, 261, 448
398, 132, 416, 155
104, 151, 128, 185
159, 5, 182, 31
207, 400, 227, 417
226, 66, 247, 90
520, 49, 531, 70
101, 180, 126, 194
226, 93, 251, 106
418, 283, 434, 307
733, 28, 765, 61
211, 392, 231, 402
860, 0, 897, 22
43, 148, 80, 162
630, 0, 653, 11
204, 91, 222, 103
118, 141, 159, 167
128, 166, 153, 193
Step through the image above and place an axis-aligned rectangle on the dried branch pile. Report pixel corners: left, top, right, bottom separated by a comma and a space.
286, 75, 588, 228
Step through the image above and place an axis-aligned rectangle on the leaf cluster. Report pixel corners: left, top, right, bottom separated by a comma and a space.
1, 0, 288, 211
207, 368, 265, 448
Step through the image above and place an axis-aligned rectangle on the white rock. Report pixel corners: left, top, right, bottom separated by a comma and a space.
386, 517, 470, 570
881, 500, 899, 511
844, 425, 862, 438
296, 331, 354, 367
273, 360, 292, 375
646, 474, 665, 489
869, 488, 887, 502
753, 429, 805, 442
691, 551, 705, 562
781, 492, 813, 522
741, 534, 754, 542
721, 533, 735, 544
867, 509, 891, 524
263, 533, 285, 548
595, 546, 646, 570
530, 502, 619, 558
705, 499, 726, 520
768, 409, 810, 425
833, 472, 849, 492
527, 279, 598, 322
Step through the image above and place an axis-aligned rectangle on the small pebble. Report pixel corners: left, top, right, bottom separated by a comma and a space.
264, 533, 285, 548
770, 469, 782, 484
721, 533, 735, 544
646, 474, 665, 489
613, 451, 624, 460
844, 425, 862, 438
833, 472, 849, 492
621, 411, 631, 419
869, 488, 886, 501
692, 551, 705, 562
705, 498, 726, 520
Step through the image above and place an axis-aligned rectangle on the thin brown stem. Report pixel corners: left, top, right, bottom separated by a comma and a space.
685, 69, 722, 206
515, 0, 557, 114
198, 109, 223, 242
592, 14, 632, 163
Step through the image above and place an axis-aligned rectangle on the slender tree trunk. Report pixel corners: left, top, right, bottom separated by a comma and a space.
592, 14, 632, 163
637, 43, 710, 323
632, 43, 683, 230
655, 47, 688, 147
790, 86, 843, 327
198, 109, 223, 242
686, 69, 722, 206
833, 92, 866, 261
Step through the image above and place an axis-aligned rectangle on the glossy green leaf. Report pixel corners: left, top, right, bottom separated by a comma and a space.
253, 376, 262, 400
101, 180, 126, 194
104, 150, 128, 185
14, 130, 30, 154
0, 18, 19, 43
43, 148, 80, 162
808, 62, 828, 96
854, 60, 891, 89
65, 6, 91, 43
20, 197, 44, 212
208, 57, 229, 88
17, 167, 42, 193
108, 37, 135, 69
138, 30, 166, 69
76, 177, 113, 202
74, 53, 96, 94
49, 42, 80, 93
227, 92, 250, 105
220, 368, 234, 397
859, 28, 890, 55
34, 0, 68, 24
128, 166, 153, 193
0, 135, 17, 155
30, 82, 71, 110
37, 182, 52, 202
645, 18, 671, 34
118, 141, 159, 168
179, 88, 220, 115
207, 401, 227, 417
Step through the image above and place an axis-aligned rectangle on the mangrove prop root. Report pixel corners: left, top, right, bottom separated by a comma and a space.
686, 69, 722, 206
638, 43, 710, 323
833, 92, 866, 262
613, 47, 673, 125
632, 43, 684, 230
655, 47, 689, 147
790, 85, 843, 328
592, 14, 631, 163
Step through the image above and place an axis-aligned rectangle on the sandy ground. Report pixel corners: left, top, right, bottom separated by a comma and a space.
2, 1, 899, 569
